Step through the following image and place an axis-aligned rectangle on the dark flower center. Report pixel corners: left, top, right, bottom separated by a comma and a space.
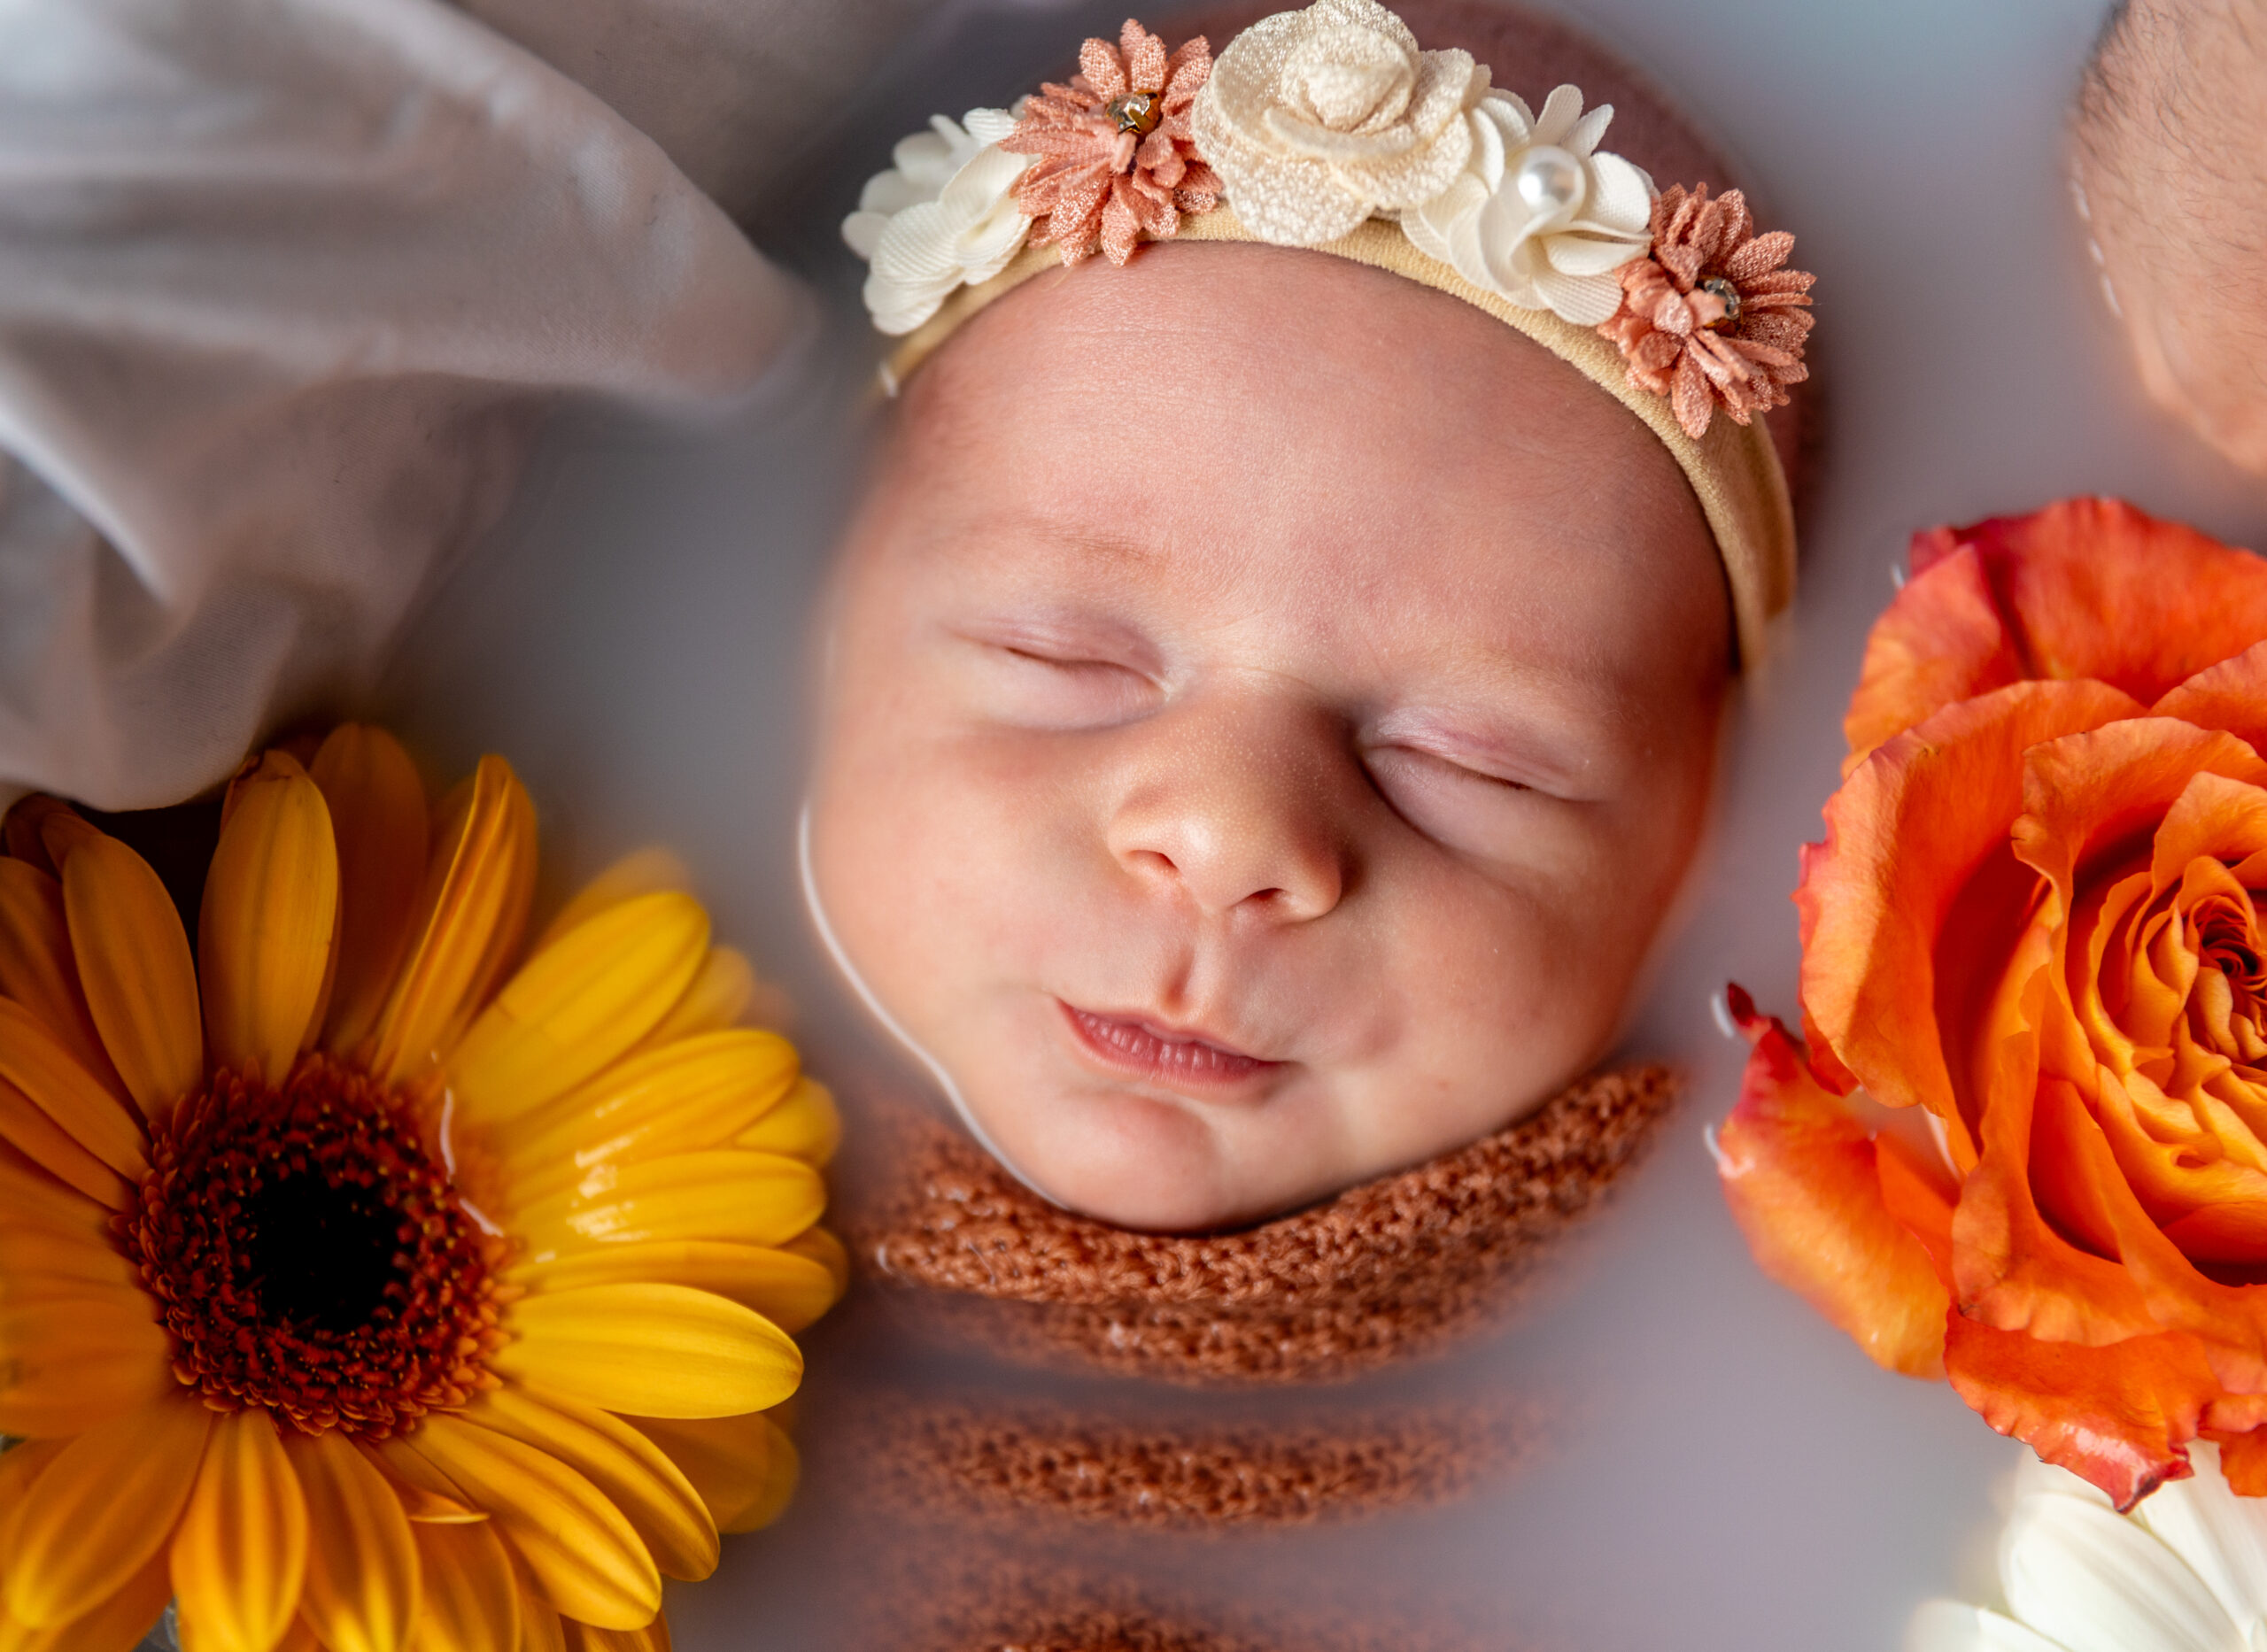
120, 1054, 503, 1438
1698, 275, 1743, 328
1109, 91, 1161, 136
239, 1165, 410, 1336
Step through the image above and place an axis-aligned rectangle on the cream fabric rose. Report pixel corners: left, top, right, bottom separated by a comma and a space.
1401, 86, 1654, 325
842, 109, 1034, 335
1191, 0, 1485, 246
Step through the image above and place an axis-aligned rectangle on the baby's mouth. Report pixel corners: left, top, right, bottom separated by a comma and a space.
1059, 1002, 1282, 1089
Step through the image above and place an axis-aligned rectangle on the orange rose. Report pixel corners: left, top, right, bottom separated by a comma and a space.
1721, 498, 2267, 1509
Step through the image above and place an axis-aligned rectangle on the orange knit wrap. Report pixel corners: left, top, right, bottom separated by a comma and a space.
861, 1063, 1679, 1385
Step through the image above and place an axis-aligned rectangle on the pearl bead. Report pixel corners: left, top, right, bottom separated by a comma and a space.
1513, 145, 1584, 215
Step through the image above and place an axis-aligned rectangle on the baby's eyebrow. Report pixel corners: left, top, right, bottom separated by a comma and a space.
925, 508, 1173, 570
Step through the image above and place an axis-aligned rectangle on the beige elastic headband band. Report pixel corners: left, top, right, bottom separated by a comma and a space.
883, 205, 1797, 666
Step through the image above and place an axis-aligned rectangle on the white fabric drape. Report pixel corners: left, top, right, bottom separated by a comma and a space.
0, 0, 807, 811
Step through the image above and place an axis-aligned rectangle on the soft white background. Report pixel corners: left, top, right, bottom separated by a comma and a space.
372, 0, 2267, 1645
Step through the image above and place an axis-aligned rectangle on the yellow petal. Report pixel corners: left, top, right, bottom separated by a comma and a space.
509, 1240, 838, 1334
617, 1413, 771, 1533
0, 1222, 141, 1301
562, 1617, 673, 1652
27, 805, 96, 874
362, 759, 535, 1087
445, 893, 709, 1127
494, 1031, 799, 1199
0, 1293, 174, 1438
0, 1141, 112, 1247
288, 1430, 419, 1652
0, 1077, 130, 1207
407, 1518, 521, 1652
631, 947, 756, 1053
778, 1226, 850, 1301
521, 1602, 568, 1652
0, 859, 126, 1098
59, 831, 200, 1117
2, 1395, 213, 1626
200, 754, 339, 1088
724, 1417, 797, 1534
530, 852, 689, 957
0, 1436, 66, 1523
515, 1151, 824, 1260
0, 1000, 144, 1182
404, 1414, 659, 1633
170, 1409, 308, 1652
309, 727, 430, 1056
352, 1438, 485, 1526
492, 1283, 801, 1420
731, 1077, 840, 1169
469, 1386, 714, 1582
0, 1548, 170, 1652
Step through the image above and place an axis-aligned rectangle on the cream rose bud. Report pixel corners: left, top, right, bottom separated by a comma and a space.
842, 109, 1034, 336
1402, 86, 1655, 326
1193, 0, 1485, 246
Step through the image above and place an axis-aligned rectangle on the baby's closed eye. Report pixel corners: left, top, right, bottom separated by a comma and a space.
948, 622, 1163, 728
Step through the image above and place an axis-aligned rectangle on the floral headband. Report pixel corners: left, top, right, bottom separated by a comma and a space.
841, 0, 1813, 663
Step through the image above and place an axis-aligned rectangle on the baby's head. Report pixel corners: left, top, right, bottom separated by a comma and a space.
810, 0, 1808, 1230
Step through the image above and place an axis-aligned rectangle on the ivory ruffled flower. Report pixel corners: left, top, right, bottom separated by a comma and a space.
1401, 85, 1654, 326
1598, 182, 1814, 438
1909, 1447, 2267, 1652
1718, 500, 2267, 1510
1002, 20, 1219, 268
0, 727, 844, 1651
841, 109, 1034, 335
1191, 0, 1485, 247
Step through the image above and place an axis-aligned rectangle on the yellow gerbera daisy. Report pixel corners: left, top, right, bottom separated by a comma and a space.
0, 726, 845, 1652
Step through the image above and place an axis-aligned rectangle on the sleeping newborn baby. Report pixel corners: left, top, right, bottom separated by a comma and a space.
809, 0, 1811, 1231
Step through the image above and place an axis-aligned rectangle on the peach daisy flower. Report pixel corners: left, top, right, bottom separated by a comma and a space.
0, 726, 843, 1652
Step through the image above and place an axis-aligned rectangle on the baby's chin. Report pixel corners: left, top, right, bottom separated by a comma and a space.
963, 1076, 1335, 1233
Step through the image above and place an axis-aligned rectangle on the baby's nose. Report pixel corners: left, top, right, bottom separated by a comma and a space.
1102, 693, 1350, 922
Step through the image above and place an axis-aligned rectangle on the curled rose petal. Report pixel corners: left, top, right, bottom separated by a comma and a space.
1848, 499, 2267, 769
1945, 1314, 2220, 1511
1799, 678, 2145, 1129
1714, 989, 1949, 1379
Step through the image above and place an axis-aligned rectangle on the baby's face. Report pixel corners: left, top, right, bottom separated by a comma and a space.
809, 244, 1729, 1230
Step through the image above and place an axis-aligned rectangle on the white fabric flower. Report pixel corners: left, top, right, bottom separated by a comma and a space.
1909, 1447, 2267, 1652
841, 108, 1034, 335
1400, 85, 1654, 326
1191, 0, 1484, 247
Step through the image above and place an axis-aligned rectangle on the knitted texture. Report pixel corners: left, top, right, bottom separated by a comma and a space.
863, 1062, 1678, 1383
859, 1398, 1536, 1531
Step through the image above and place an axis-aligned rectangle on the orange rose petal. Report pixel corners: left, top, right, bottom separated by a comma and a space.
2210, 1425, 2267, 1495
2147, 768, 2267, 892
2156, 637, 2267, 756
1942, 1312, 2219, 1510
1917, 499, 2267, 711
1954, 1035, 2167, 1348
2011, 720, 2267, 893
1874, 1131, 1957, 1285
1715, 991, 1949, 1379
1844, 543, 2026, 773
1799, 678, 2143, 1124
2077, 1116, 2267, 1395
